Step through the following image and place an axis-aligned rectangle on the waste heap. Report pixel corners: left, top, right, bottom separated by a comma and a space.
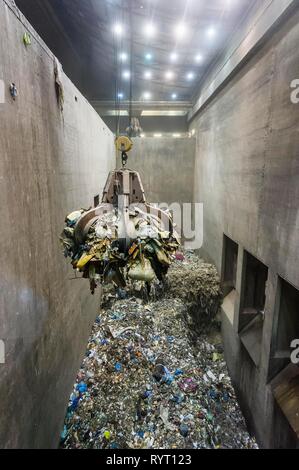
61, 251, 258, 450
167, 251, 223, 334
60, 169, 180, 294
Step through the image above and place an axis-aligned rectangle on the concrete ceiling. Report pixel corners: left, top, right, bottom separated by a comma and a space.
16, 0, 255, 106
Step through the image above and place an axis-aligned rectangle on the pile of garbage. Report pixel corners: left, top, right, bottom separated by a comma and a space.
60, 207, 180, 294
168, 252, 222, 334
61, 252, 257, 449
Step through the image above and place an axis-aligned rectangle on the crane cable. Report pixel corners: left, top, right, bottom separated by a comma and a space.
113, 0, 126, 138
113, 0, 134, 137
113, 0, 134, 167
128, 0, 133, 133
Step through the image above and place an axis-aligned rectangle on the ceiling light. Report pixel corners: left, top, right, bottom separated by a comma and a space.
165, 71, 174, 80
195, 54, 203, 63
170, 52, 178, 62
187, 72, 195, 81
143, 92, 151, 100
106, 110, 128, 116
207, 27, 216, 38
154, 133, 162, 138
173, 133, 181, 138
120, 52, 128, 62
144, 71, 152, 80
140, 133, 146, 138
145, 53, 153, 60
141, 110, 187, 116
113, 23, 124, 36
225, 0, 235, 7
122, 70, 130, 80
118, 92, 124, 99
175, 22, 187, 39
171, 93, 177, 99
144, 23, 156, 37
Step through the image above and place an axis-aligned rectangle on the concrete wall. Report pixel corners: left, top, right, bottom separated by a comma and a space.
102, 115, 189, 136
129, 137, 195, 205
190, 8, 299, 449
0, 0, 115, 448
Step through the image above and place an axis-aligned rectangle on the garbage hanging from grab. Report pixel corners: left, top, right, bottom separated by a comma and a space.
60, 168, 180, 294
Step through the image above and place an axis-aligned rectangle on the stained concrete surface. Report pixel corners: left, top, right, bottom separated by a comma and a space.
0, 0, 115, 448
191, 8, 299, 448
129, 137, 195, 205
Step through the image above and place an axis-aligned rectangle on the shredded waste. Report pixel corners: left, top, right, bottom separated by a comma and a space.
61, 251, 258, 450
60, 205, 179, 294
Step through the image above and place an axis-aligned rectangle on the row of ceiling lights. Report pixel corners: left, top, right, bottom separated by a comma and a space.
141, 133, 181, 138
120, 51, 204, 66
117, 91, 177, 101
113, 21, 217, 41
118, 60, 199, 101
113, 20, 218, 101
140, 130, 196, 138
121, 69, 196, 82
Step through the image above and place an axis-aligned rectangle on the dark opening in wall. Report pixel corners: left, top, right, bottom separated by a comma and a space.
271, 400, 299, 449
269, 278, 299, 379
270, 364, 299, 442
239, 251, 268, 329
239, 251, 268, 366
94, 194, 100, 207
222, 235, 238, 297
221, 235, 239, 325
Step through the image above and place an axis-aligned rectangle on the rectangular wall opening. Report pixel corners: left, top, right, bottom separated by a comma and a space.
270, 362, 299, 441
239, 251, 268, 366
222, 235, 238, 297
221, 235, 239, 325
269, 278, 299, 379
239, 251, 268, 329
94, 194, 100, 207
